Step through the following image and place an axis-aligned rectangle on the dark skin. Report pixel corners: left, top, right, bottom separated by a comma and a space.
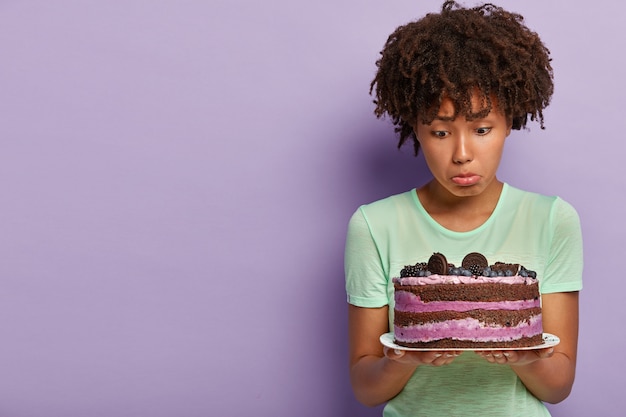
370, 1, 554, 156
349, 96, 578, 406
349, 295, 577, 406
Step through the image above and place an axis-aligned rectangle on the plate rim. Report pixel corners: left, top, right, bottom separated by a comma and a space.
379, 332, 560, 352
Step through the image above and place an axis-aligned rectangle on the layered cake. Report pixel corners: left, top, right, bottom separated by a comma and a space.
393, 252, 543, 349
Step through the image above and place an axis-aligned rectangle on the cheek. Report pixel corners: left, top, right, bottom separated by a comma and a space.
483, 143, 506, 168
421, 142, 455, 166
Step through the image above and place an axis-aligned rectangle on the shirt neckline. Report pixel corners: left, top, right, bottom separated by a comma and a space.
409, 183, 509, 237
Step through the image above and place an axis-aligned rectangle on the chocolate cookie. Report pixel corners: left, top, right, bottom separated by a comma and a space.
462, 252, 489, 270
427, 252, 448, 275
491, 262, 520, 275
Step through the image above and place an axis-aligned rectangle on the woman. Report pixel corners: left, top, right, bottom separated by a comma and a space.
345, 2, 583, 416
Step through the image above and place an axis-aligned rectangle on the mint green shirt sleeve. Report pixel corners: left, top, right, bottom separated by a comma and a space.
344, 207, 390, 308
541, 197, 583, 293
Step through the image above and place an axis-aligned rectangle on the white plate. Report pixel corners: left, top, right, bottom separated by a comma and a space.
379, 332, 560, 352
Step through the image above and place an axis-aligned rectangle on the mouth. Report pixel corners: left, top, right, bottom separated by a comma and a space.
451, 173, 481, 186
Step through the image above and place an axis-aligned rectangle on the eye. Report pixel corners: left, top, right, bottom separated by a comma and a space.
431, 130, 449, 138
476, 127, 492, 135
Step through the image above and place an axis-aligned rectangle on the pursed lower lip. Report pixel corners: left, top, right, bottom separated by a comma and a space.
451, 175, 481, 186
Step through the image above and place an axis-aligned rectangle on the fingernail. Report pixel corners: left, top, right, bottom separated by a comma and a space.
394, 349, 402, 355
503, 352, 511, 357
433, 353, 442, 357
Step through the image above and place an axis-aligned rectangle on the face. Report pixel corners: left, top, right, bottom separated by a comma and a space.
415, 95, 511, 199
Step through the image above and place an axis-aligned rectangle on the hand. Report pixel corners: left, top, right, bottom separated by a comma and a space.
384, 346, 462, 367
476, 346, 554, 366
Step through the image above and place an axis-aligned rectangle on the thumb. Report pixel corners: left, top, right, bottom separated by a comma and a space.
384, 346, 405, 359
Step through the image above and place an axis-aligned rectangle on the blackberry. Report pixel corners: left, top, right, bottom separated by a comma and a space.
518, 266, 537, 279
468, 264, 483, 276
400, 265, 420, 277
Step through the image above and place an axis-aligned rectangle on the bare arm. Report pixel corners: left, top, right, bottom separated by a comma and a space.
477, 292, 579, 404
512, 292, 579, 403
348, 304, 461, 407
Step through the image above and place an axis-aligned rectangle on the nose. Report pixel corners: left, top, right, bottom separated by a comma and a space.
452, 133, 473, 164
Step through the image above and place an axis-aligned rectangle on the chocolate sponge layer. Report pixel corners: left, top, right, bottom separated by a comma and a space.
394, 282, 539, 302
395, 335, 544, 349
394, 307, 542, 327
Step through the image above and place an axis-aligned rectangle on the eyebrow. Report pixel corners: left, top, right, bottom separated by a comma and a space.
433, 116, 455, 122
433, 113, 499, 123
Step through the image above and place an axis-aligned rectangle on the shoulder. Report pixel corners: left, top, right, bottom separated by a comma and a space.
504, 185, 581, 235
355, 190, 416, 219
505, 184, 578, 215
505, 184, 555, 204
347, 190, 417, 240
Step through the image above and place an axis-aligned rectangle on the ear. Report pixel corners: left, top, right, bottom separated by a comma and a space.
412, 127, 421, 143
506, 116, 513, 137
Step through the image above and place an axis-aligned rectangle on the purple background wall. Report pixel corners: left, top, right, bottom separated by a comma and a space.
0, 1, 621, 416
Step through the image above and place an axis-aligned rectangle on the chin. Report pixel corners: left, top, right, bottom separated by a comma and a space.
448, 184, 485, 197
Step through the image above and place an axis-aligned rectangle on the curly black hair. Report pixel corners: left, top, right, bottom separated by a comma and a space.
370, 1, 553, 155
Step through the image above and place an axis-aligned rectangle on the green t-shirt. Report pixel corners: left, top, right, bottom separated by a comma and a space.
344, 184, 583, 417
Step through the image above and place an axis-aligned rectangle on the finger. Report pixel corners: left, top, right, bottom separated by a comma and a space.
383, 346, 405, 360
430, 351, 461, 366
536, 347, 555, 359
476, 350, 508, 364
421, 351, 444, 364
443, 351, 462, 359
492, 351, 509, 364
503, 351, 518, 362
476, 351, 495, 362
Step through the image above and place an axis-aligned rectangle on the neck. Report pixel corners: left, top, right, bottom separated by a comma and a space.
417, 179, 504, 232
